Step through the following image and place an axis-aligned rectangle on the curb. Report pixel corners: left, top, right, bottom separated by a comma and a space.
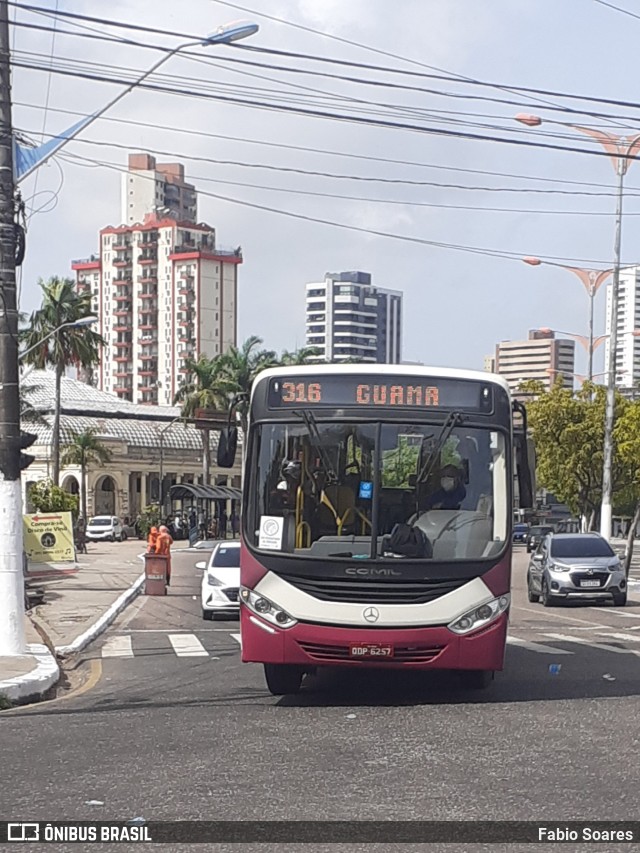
0, 643, 60, 705
55, 569, 145, 659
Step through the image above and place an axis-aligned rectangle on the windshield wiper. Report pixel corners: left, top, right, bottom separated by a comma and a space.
293, 409, 338, 485
416, 411, 464, 486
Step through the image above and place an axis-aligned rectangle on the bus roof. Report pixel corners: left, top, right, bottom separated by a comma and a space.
251, 364, 511, 403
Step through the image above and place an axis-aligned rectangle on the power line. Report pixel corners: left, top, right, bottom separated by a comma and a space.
593, 0, 640, 22
11, 3, 640, 119
18, 126, 640, 197
14, 99, 623, 191
55, 149, 640, 216
51, 146, 630, 268
8, 60, 630, 163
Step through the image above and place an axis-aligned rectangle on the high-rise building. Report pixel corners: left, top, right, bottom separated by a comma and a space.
122, 153, 197, 225
493, 329, 575, 396
72, 154, 242, 406
604, 264, 640, 392
305, 271, 403, 363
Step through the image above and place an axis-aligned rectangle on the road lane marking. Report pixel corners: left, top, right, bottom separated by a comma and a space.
120, 628, 237, 633
544, 633, 640, 657
507, 636, 573, 655
231, 633, 242, 646
101, 636, 134, 658
168, 633, 209, 657
514, 606, 611, 627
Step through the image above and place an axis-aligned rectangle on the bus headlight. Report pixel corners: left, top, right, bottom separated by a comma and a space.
239, 586, 297, 629
447, 594, 510, 635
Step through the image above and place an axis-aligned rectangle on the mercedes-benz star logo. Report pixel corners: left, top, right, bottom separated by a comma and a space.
363, 606, 380, 623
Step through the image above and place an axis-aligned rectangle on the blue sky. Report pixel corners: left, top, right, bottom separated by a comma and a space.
12, 0, 640, 376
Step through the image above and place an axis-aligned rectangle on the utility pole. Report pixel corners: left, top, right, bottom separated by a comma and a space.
0, 2, 26, 656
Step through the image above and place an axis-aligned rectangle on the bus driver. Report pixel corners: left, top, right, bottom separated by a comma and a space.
425, 464, 466, 510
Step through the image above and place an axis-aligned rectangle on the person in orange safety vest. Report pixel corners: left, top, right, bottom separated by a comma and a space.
156, 524, 173, 585
146, 526, 159, 554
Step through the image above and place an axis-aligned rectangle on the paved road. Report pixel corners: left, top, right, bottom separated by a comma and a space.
4, 546, 640, 852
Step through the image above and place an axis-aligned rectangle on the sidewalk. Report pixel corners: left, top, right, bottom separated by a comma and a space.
0, 537, 189, 706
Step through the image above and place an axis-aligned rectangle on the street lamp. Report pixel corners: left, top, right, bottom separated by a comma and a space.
517, 114, 640, 540
159, 415, 182, 514
523, 259, 612, 382
19, 315, 98, 361
14, 21, 260, 182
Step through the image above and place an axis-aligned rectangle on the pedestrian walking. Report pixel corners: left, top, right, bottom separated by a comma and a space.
219, 509, 228, 540
156, 524, 173, 585
231, 510, 239, 538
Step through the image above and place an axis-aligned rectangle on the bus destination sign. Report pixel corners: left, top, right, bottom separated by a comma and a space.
267, 376, 493, 412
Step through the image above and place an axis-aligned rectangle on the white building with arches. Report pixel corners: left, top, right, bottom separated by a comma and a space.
21, 370, 241, 522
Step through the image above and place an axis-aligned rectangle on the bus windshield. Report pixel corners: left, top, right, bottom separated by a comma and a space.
247, 419, 508, 562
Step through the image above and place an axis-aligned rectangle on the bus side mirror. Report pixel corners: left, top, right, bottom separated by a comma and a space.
217, 427, 238, 468
515, 434, 535, 509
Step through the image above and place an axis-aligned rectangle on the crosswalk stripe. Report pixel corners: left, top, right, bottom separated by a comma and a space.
544, 633, 640, 657
591, 606, 640, 619
101, 636, 133, 658
168, 633, 209, 657
231, 633, 242, 646
507, 636, 573, 655
597, 632, 640, 643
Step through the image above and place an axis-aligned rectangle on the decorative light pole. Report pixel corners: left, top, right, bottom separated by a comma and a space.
523, 259, 612, 383
517, 114, 640, 540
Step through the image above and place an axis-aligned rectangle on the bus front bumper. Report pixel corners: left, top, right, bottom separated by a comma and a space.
240, 607, 508, 671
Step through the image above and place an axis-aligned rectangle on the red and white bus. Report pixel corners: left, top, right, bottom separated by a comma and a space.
218, 365, 534, 695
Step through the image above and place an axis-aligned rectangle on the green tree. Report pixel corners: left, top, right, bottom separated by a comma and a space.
522, 378, 631, 529
28, 479, 79, 516
214, 335, 278, 440
279, 346, 321, 365
138, 504, 162, 540
20, 381, 47, 428
613, 399, 640, 574
61, 428, 112, 521
173, 354, 228, 485
21, 277, 104, 485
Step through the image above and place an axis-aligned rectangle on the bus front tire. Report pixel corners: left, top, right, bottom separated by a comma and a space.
264, 664, 304, 696
460, 670, 494, 690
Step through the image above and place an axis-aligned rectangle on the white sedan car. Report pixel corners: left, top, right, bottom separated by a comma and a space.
197, 541, 240, 620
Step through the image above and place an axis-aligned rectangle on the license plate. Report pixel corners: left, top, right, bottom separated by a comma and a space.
580, 579, 600, 588
349, 643, 394, 658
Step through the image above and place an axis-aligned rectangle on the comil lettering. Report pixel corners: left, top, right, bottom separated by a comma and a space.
355, 384, 439, 406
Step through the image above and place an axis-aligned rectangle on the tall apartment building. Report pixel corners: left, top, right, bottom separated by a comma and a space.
73, 223, 241, 407
305, 271, 403, 363
492, 329, 575, 396
604, 264, 640, 391
123, 153, 197, 225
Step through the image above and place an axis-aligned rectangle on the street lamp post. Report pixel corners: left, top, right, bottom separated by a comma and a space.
15, 21, 260, 182
523, 259, 612, 383
0, 16, 259, 658
517, 114, 640, 539
19, 315, 98, 363
159, 416, 182, 515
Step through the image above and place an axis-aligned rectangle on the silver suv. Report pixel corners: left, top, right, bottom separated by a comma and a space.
527, 532, 626, 607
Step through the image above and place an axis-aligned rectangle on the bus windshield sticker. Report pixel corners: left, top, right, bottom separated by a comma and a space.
258, 516, 284, 550
359, 481, 373, 499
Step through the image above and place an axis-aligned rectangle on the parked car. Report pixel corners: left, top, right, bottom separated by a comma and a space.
526, 524, 554, 553
527, 532, 627, 607
513, 522, 529, 543
86, 515, 126, 542
197, 541, 240, 620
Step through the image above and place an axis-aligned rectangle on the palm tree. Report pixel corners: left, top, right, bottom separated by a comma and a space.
214, 336, 279, 438
61, 428, 112, 521
21, 277, 104, 485
173, 355, 228, 484
20, 382, 48, 428
279, 346, 322, 365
